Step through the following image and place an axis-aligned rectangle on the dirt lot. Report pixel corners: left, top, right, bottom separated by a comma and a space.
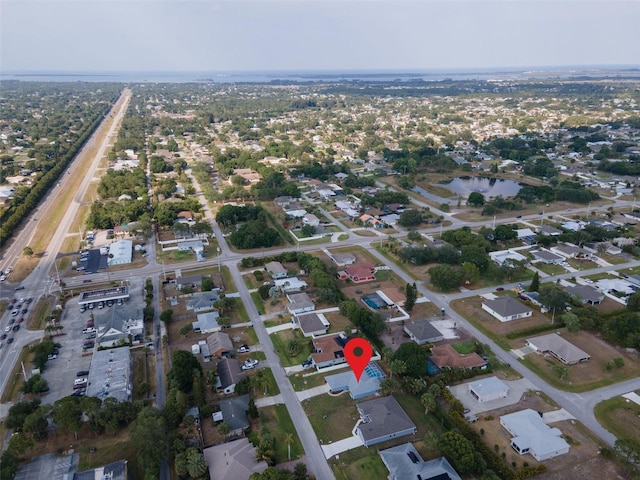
472, 391, 626, 479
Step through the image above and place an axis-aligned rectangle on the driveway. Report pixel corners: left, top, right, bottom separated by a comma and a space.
320, 435, 363, 459
295, 384, 330, 401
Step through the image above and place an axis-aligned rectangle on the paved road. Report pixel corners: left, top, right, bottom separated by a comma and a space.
0, 90, 131, 402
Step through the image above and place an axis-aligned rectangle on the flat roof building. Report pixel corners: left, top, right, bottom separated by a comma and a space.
85, 347, 132, 402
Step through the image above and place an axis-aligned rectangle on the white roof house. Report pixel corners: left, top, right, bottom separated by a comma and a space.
500, 409, 570, 461
275, 277, 308, 293
489, 249, 527, 265
468, 376, 509, 403
107, 240, 133, 266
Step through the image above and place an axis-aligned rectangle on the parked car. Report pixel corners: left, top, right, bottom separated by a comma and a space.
237, 344, 250, 353
302, 359, 314, 370
14, 286, 25, 291
98, 302, 104, 309
7, 305, 14, 311
117, 298, 124, 305
74, 378, 87, 386
76, 370, 90, 377
48, 354, 57, 360
9, 319, 15, 325
241, 359, 259, 370
25, 298, 32, 304
80, 305, 86, 313
83, 342, 95, 349
0, 334, 6, 340
71, 389, 86, 396
18, 317, 24, 323
21, 309, 27, 314
82, 328, 96, 334
87, 303, 94, 310
4, 326, 11, 332
11, 311, 18, 316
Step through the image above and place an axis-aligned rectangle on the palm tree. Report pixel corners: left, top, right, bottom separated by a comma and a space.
389, 359, 407, 379
186, 448, 207, 478
421, 392, 436, 414
284, 432, 294, 461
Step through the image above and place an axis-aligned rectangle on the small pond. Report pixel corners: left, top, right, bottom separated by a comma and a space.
440, 176, 522, 198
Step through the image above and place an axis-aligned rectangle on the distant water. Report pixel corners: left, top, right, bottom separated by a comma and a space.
2, 67, 639, 84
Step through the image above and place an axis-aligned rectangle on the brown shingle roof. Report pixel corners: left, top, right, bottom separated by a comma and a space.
430, 344, 486, 369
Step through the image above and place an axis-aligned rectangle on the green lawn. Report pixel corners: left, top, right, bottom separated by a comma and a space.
251, 292, 265, 314
331, 448, 388, 480
450, 339, 478, 355
248, 404, 304, 464
289, 372, 327, 392
270, 329, 313, 367
302, 393, 359, 443
232, 297, 250, 324
594, 396, 640, 443
535, 263, 567, 276
246, 367, 280, 397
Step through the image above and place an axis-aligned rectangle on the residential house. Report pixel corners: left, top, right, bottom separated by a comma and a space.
217, 358, 247, 395
325, 361, 385, 400
265, 261, 288, 279
218, 394, 250, 436
203, 438, 268, 480
355, 396, 417, 447
176, 210, 195, 223
186, 290, 221, 312
274, 196, 294, 208
327, 251, 356, 266
515, 228, 537, 244
404, 319, 444, 345
430, 344, 487, 370
176, 274, 204, 291
303, 213, 320, 227
376, 288, 405, 307
359, 214, 384, 229
468, 376, 509, 403
500, 409, 570, 461
482, 297, 533, 322
344, 263, 376, 283
536, 225, 562, 236
489, 249, 527, 266
192, 311, 221, 333
310, 332, 349, 370
552, 244, 587, 259
231, 168, 261, 184
286, 292, 315, 314
379, 444, 461, 480
526, 333, 590, 365
275, 277, 308, 293
379, 213, 400, 226
295, 312, 330, 337
564, 284, 605, 305
206, 331, 234, 360
531, 249, 564, 265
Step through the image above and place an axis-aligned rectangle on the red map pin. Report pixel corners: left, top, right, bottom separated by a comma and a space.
344, 337, 373, 382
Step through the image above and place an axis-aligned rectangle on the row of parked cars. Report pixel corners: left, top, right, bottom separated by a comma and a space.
80, 298, 123, 313
1, 297, 31, 347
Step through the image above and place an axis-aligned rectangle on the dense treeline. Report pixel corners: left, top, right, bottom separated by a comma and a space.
97, 168, 148, 199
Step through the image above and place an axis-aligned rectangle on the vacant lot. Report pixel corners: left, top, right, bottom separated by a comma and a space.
247, 404, 304, 465
270, 329, 313, 367
594, 394, 640, 444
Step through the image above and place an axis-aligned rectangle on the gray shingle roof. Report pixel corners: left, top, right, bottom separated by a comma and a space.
357, 396, 416, 443
404, 319, 443, 342
483, 297, 532, 317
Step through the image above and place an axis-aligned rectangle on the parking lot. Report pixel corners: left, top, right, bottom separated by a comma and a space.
38, 277, 146, 404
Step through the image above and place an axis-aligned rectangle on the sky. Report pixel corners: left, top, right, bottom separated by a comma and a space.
1, 0, 639, 73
